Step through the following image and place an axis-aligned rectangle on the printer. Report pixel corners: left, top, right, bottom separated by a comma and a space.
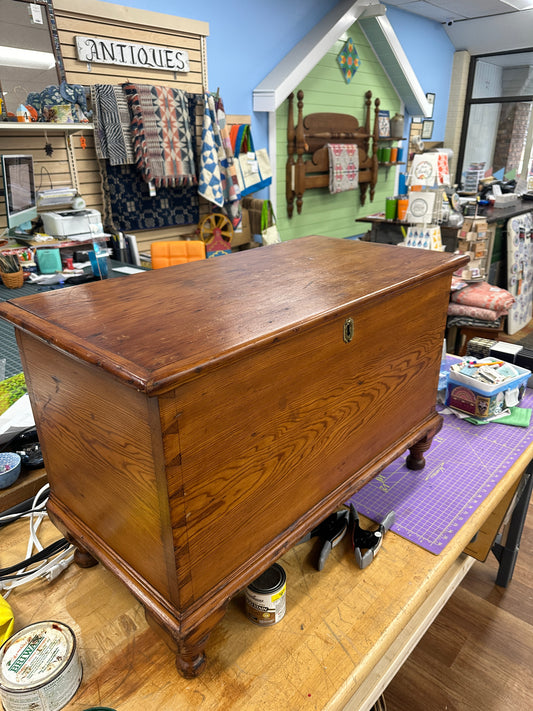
41, 209, 104, 240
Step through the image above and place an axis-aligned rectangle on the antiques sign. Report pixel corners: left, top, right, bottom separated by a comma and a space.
75, 36, 190, 72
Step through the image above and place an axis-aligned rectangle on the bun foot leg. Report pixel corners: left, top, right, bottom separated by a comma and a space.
406, 417, 443, 470
145, 602, 228, 678
175, 647, 206, 679
73, 546, 99, 568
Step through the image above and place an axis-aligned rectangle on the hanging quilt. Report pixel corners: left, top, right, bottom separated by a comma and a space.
327, 144, 359, 193
123, 82, 197, 187
91, 84, 134, 166
198, 93, 241, 228
198, 94, 223, 206
103, 163, 199, 232
101, 93, 199, 232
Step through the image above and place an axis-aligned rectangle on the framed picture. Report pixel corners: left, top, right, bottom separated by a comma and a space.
378, 110, 390, 138
421, 120, 434, 140
425, 92, 435, 119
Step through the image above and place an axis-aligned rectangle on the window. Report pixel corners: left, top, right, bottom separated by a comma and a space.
456, 50, 533, 190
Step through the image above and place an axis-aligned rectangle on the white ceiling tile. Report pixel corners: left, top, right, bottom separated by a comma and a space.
432, 0, 512, 18
382, 0, 520, 21
389, 2, 463, 21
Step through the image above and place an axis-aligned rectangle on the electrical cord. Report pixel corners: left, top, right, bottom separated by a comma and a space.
1, 484, 75, 598
0, 538, 70, 577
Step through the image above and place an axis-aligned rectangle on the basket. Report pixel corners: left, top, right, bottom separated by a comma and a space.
0, 269, 24, 289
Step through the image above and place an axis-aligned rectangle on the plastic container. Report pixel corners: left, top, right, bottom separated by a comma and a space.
0, 453, 21, 489
446, 362, 530, 418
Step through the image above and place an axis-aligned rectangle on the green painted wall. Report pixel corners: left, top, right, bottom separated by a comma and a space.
276, 23, 403, 241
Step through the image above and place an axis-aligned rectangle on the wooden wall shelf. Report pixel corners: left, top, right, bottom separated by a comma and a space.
0, 122, 93, 134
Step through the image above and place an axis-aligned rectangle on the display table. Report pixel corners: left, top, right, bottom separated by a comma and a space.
478, 198, 533, 223
3, 430, 531, 711
356, 212, 460, 251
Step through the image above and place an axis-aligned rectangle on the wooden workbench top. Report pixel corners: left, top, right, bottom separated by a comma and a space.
3, 443, 530, 711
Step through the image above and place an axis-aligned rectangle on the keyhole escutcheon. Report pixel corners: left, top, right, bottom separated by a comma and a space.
343, 317, 354, 343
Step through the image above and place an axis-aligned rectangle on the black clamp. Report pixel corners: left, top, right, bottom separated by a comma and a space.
6, 427, 43, 469
299, 509, 350, 571
349, 504, 395, 569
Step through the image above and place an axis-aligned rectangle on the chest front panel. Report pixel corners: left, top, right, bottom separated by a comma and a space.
159, 273, 450, 603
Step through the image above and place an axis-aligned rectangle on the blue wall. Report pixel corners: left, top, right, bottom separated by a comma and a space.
101, 1, 455, 147
385, 5, 455, 140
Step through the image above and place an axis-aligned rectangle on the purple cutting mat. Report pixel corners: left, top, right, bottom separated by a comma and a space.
347, 388, 533, 555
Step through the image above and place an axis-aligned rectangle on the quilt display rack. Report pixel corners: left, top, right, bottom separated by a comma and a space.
286, 89, 380, 217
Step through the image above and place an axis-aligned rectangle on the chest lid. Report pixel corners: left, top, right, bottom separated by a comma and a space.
0, 236, 467, 394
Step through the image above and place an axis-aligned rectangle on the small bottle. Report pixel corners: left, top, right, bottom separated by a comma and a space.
16, 104, 29, 123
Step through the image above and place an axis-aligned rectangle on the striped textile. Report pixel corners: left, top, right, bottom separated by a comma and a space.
99, 94, 200, 232
91, 85, 134, 165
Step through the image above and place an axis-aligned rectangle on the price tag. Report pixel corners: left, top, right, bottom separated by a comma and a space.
30, 3, 44, 24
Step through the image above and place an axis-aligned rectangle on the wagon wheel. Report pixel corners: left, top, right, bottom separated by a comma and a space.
199, 213, 233, 246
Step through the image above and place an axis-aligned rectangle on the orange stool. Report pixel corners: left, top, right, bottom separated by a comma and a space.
150, 240, 206, 269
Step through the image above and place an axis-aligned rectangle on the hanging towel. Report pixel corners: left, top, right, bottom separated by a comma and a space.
123, 83, 197, 187
91, 84, 134, 166
327, 143, 359, 194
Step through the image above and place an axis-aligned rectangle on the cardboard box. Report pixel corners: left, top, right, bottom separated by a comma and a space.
474, 242, 487, 258
231, 208, 252, 248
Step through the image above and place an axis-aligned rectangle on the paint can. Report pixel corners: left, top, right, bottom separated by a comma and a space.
0, 620, 82, 711
245, 563, 286, 626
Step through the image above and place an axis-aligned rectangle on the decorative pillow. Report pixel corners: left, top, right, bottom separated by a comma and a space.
451, 281, 514, 311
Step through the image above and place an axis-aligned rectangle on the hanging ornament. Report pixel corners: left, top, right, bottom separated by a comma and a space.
337, 37, 360, 84
44, 142, 54, 157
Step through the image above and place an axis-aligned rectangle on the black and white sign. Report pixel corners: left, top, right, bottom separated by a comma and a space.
75, 36, 189, 72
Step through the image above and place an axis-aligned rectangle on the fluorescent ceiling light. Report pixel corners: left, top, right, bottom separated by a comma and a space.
500, 0, 533, 9
0, 47, 56, 70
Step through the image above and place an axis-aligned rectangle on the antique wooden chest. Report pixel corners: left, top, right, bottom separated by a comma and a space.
0, 236, 467, 676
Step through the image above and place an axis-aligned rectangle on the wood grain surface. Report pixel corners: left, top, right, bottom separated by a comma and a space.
0, 237, 468, 393
2, 441, 529, 710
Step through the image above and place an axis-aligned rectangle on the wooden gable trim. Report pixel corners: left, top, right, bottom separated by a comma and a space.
253, 0, 430, 117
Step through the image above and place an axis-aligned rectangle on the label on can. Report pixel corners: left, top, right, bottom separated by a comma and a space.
0, 621, 82, 711
245, 563, 287, 626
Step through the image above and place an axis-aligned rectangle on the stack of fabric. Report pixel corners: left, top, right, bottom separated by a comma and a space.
447, 278, 515, 331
